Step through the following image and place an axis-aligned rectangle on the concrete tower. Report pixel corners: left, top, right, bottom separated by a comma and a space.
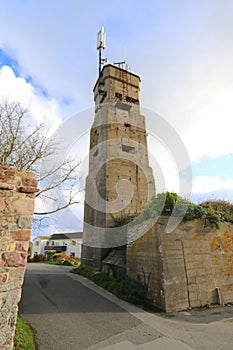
82, 64, 155, 268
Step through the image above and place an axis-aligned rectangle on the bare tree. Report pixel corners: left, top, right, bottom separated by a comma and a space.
0, 99, 82, 215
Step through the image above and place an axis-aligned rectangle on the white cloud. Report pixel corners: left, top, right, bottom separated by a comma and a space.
193, 175, 233, 194
0, 65, 62, 132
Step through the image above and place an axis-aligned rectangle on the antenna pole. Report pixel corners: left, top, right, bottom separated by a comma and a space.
97, 26, 106, 109
98, 46, 102, 108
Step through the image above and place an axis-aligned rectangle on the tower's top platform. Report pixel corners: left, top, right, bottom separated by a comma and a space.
93, 64, 141, 106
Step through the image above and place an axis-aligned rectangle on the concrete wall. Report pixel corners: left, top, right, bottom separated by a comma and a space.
0, 166, 38, 349
83, 65, 155, 269
127, 217, 233, 312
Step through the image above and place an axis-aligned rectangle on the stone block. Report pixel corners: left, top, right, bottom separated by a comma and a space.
0, 290, 21, 310
16, 242, 29, 252
1, 242, 16, 252
12, 230, 31, 241
17, 216, 33, 229
1, 252, 27, 267
8, 267, 25, 280
13, 197, 34, 216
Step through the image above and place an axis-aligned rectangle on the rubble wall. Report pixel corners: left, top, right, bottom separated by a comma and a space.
0, 166, 38, 349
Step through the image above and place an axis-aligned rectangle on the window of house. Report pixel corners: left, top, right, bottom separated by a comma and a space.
122, 144, 136, 154
70, 252, 75, 257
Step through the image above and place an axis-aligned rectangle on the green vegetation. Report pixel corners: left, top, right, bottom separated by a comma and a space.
111, 192, 233, 230
71, 265, 149, 305
14, 315, 35, 350
111, 213, 136, 227
141, 192, 233, 229
28, 252, 80, 266
29, 253, 46, 262
141, 192, 207, 221
201, 200, 233, 224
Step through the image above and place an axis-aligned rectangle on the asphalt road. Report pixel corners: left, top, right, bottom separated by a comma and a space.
19, 263, 233, 350
19, 264, 159, 350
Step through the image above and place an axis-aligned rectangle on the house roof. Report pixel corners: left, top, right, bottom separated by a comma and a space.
49, 232, 83, 240
49, 233, 69, 240
33, 236, 50, 241
65, 232, 83, 239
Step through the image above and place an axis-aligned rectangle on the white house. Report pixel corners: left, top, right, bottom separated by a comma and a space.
31, 232, 83, 259
31, 236, 50, 257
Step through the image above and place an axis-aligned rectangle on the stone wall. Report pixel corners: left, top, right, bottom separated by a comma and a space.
0, 166, 38, 349
127, 217, 233, 312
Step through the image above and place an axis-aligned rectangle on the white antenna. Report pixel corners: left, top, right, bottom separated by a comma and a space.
114, 47, 130, 70
97, 26, 106, 50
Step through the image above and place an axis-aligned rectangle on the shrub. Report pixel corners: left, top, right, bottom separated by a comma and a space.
71, 266, 149, 305
111, 213, 136, 227
52, 253, 70, 262
32, 254, 46, 262
201, 200, 233, 224
141, 192, 206, 222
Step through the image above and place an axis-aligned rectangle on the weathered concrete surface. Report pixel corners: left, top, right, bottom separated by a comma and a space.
20, 263, 233, 350
82, 65, 155, 269
0, 166, 38, 349
127, 217, 233, 312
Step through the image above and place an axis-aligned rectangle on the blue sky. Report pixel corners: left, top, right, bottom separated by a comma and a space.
0, 0, 232, 234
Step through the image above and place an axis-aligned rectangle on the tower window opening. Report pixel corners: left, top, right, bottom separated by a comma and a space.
124, 122, 130, 127
115, 92, 122, 101
122, 145, 136, 154
126, 96, 139, 104
93, 149, 99, 157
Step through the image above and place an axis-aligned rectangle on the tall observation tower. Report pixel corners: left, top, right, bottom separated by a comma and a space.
82, 27, 155, 269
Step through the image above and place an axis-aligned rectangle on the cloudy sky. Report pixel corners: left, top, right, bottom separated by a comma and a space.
0, 0, 232, 234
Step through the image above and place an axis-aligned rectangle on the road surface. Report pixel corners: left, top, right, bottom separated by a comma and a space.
19, 263, 233, 350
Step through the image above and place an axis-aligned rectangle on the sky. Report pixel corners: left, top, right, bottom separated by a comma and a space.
0, 0, 232, 235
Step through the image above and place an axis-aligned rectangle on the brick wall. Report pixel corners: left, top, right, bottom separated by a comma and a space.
127, 217, 233, 312
0, 166, 38, 349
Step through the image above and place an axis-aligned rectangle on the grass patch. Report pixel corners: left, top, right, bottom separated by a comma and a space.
14, 315, 36, 350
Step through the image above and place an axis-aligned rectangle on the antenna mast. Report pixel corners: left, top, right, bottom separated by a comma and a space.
97, 26, 106, 109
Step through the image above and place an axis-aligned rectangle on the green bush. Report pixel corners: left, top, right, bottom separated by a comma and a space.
200, 200, 233, 224
139, 192, 233, 229
141, 192, 206, 222
71, 266, 149, 305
